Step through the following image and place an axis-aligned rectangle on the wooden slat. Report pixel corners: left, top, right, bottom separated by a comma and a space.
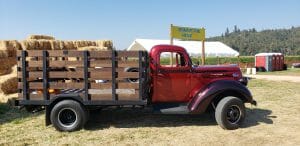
118, 60, 139, 67
90, 93, 139, 101
117, 51, 139, 57
18, 82, 84, 89
49, 82, 84, 89
17, 50, 85, 57
90, 83, 112, 89
90, 71, 112, 79
89, 51, 112, 58
118, 72, 139, 79
17, 50, 42, 57
19, 82, 139, 90
17, 50, 142, 58
118, 83, 139, 89
18, 60, 139, 68
88, 89, 135, 94
17, 71, 84, 78
118, 93, 140, 100
49, 71, 84, 78
90, 94, 114, 100
18, 93, 55, 100
18, 61, 83, 67
48, 50, 84, 57
90, 82, 139, 89
90, 60, 112, 67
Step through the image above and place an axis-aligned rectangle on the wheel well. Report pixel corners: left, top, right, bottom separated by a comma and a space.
208, 90, 247, 112
46, 97, 84, 125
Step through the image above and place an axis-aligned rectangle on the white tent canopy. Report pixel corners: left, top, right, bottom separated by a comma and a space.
127, 39, 239, 57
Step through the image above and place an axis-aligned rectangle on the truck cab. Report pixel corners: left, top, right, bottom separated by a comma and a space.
149, 45, 256, 128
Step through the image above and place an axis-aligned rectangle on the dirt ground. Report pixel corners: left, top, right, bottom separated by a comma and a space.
247, 74, 300, 82
0, 79, 300, 145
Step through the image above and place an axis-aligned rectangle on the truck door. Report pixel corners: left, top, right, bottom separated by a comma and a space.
153, 51, 191, 102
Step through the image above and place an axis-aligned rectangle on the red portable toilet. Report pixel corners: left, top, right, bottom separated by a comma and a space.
279, 55, 284, 70
276, 55, 281, 71
255, 53, 283, 72
271, 55, 276, 71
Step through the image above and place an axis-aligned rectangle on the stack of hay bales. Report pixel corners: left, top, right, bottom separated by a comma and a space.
0, 35, 114, 96
21, 35, 113, 51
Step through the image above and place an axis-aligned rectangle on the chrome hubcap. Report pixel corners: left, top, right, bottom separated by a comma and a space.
58, 108, 77, 128
226, 105, 241, 124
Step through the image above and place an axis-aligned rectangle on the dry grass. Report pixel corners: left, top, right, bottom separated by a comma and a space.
0, 79, 300, 145
0, 77, 18, 94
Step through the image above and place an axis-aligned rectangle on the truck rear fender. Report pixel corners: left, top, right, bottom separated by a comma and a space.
188, 80, 253, 114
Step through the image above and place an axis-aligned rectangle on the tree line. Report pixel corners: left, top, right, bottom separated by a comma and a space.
207, 26, 300, 56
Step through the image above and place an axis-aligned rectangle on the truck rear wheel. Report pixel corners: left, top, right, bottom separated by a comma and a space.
215, 96, 245, 130
50, 100, 87, 131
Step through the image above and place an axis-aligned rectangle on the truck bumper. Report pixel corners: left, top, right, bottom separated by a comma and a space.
239, 77, 248, 86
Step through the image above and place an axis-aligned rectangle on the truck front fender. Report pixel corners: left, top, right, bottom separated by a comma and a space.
188, 80, 254, 114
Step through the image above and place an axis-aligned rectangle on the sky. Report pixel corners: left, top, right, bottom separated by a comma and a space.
0, 0, 299, 49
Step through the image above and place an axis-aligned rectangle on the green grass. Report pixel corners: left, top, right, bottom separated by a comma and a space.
0, 79, 300, 145
257, 68, 300, 76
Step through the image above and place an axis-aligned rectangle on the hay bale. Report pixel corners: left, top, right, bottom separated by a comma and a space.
0, 57, 17, 75
21, 40, 52, 50
50, 40, 61, 50
37, 40, 52, 50
0, 50, 8, 58
0, 40, 22, 57
72, 40, 97, 49
96, 40, 113, 50
60, 41, 76, 50
21, 40, 37, 50
1, 77, 18, 95
27, 35, 55, 40
77, 46, 108, 51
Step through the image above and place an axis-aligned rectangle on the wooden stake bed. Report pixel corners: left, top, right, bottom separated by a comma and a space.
17, 50, 149, 106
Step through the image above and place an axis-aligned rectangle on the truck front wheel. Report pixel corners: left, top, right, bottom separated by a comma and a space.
50, 100, 87, 131
215, 96, 245, 130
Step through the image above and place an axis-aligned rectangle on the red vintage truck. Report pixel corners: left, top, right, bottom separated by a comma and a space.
16, 44, 256, 131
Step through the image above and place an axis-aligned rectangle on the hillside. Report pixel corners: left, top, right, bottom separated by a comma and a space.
207, 26, 300, 56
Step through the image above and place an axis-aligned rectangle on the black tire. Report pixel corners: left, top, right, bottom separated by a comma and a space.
50, 100, 87, 132
215, 96, 245, 130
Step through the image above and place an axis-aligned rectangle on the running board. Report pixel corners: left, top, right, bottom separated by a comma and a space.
153, 103, 190, 114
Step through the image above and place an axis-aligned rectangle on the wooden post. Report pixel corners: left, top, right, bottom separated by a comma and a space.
170, 24, 174, 66
201, 40, 205, 65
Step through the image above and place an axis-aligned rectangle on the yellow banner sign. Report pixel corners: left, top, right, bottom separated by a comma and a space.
171, 25, 205, 41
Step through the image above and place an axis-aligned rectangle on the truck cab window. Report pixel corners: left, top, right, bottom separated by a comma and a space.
159, 52, 186, 67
